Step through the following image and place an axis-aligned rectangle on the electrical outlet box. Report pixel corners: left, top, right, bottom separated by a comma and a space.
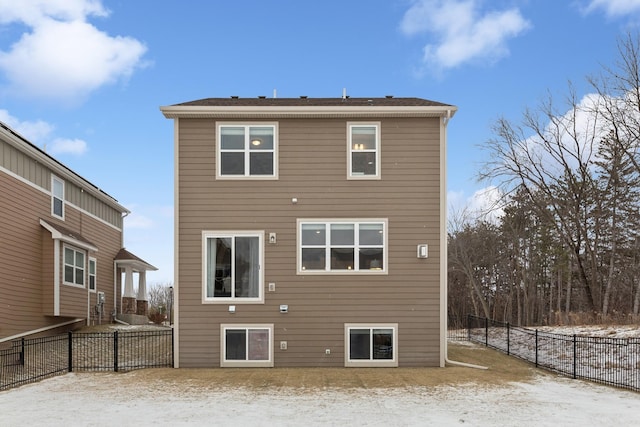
325, 349, 331, 355
268, 282, 276, 292
280, 341, 288, 350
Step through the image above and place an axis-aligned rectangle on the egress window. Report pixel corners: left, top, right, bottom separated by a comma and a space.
217, 124, 277, 178
345, 324, 397, 367
298, 220, 386, 273
348, 123, 380, 178
203, 231, 264, 303
221, 325, 273, 367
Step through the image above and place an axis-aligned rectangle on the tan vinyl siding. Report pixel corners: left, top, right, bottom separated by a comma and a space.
0, 163, 123, 338
176, 116, 442, 367
0, 138, 123, 229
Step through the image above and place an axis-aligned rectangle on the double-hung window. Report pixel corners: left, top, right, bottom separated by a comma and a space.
203, 231, 264, 303
298, 220, 386, 273
348, 123, 380, 179
88, 258, 97, 292
52, 175, 65, 219
217, 124, 277, 178
64, 246, 85, 287
221, 324, 273, 367
345, 324, 397, 367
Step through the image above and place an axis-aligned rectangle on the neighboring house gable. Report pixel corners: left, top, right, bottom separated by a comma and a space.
0, 122, 155, 340
162, 96, 456, 368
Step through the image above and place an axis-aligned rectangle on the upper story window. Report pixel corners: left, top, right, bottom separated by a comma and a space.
64, 246, 85, 287
348, 123, 380, 179
298, 220, 387, 274
52, 175, 65, 219
203, 231, 264, 303
217, 124, 277, 178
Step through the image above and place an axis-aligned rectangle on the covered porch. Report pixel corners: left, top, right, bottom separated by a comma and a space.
114, 248, 158, 322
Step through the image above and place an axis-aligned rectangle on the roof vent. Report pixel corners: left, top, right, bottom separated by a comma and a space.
230, 96, 239, 99
385, 95, 394, 99
258, 96, 266, 99
300, 95, 308, 99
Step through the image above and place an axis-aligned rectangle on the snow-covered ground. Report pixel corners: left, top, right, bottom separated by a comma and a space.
2, 370, 639, 427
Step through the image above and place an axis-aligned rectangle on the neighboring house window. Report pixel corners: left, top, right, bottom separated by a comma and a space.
298, 220, 386, 273
221, 324, 273, 367
217, 124, 277, 178
348, 123, 380, 178
345, 324, 398, 367
64, 246, 85, 287
88, 258, 97, 292
52, 175, 65, 218
203, 231, 264, 302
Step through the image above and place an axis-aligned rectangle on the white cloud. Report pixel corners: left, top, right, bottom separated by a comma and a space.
448, 186, 504, 227
50, 137, 87, 155
583, 0, 640, 17
0, 0, 108, 25
0, 109, 54, 143
124, 211, 155, 230
400, 0, 531, 71
0, 0, 147, 103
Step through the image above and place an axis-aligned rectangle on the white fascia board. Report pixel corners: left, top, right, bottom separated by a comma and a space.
160, 105, 458, 119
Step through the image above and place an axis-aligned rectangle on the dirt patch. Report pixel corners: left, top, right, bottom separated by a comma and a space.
108, 343, 540, 392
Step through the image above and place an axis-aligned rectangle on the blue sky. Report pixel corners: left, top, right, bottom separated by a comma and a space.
1, 0, 639, 285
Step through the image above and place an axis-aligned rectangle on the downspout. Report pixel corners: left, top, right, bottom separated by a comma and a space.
440, 109, 488, 370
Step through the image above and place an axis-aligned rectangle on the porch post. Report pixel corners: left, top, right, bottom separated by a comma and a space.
122, 266, 136, 314
136, 271, 148, 316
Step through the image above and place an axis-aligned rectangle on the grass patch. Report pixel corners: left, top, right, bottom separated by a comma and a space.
116, 342, 540, 391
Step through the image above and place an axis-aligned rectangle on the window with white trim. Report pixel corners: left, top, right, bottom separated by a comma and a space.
52, 175, 64, 218
221, 325, 273, 367
64, 246, 85, 287
298, 220, 386, 273
217, 124, 277, 178
88, 257, 97, 292
345, 324, 397, 367
203, 231, 263, 302
348, 123, 380, 178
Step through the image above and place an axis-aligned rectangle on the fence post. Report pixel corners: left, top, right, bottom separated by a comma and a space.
507, 323, 510, 355
466, 314, 471, 341
20, 337, 25, 366
68, 332, 73, 372
114, 331, 119, 372
535, 330, 538, 368
573, 334, 577, 379
484, 317, 489, 347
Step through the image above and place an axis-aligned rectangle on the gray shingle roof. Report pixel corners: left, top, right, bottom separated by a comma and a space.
172, 97, 452, 108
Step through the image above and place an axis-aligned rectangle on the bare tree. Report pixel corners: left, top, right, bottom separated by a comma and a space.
479, 87, 601, 313
148, 282, 174, 324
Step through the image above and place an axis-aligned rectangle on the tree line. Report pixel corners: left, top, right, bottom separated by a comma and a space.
448, 33, 640, 326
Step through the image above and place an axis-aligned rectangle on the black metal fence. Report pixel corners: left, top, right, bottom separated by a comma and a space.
1, 329, 173, 391
462, 315, 639, 392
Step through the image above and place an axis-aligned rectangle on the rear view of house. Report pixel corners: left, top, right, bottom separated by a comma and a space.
0, 122, 155, 340
162, 96, 456, 368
